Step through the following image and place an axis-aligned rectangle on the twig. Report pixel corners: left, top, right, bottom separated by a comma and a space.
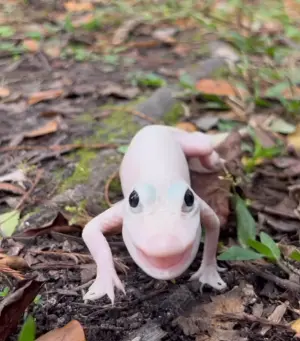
0, 143, 117, 153
28, 250, 92, 264
16, 168, 44, 210
104, 169, 119, 207
31, 258, 128, 274
234, 263, 300, 292
0, 264, 24, 280
215, 313, 291, 330
129, 109, 161, 124
0, 169, 44, 235
72, 280, 94, 292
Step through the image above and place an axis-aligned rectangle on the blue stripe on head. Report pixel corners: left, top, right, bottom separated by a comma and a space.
167, 181, 187, 202
137, 183, 156, 205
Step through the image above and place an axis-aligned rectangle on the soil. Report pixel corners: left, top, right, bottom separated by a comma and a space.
0, 1, 300, 341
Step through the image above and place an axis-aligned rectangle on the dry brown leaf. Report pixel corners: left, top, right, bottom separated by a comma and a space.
0, 170, 26, 183
279, 244, 300, 258
174, 17, 196, 29
24, 119, 59, 138
291, 318, 300, 337
36, 320, 86, 341
23, 39, 40, 52
0, 183, 25, 195
287, 123, 300, 151
175, 122, 198, 132
252, 126, 278, 148
44, 45, 61, 58
112, 18, 142, 45
0, 87, 10, 98
251, 196, 298, 220
196, 79, 236, 96
282, 86, 300, 99
64, 1, 94, 12
284, 0, 300, 20
0, 253, 29, 270
72, 13, 94, 27
28, 89, 64, 105
190, 131, 243, 228
152, 27, 177, 44
174, 282, 255, 341
99, 84, 140, 99
260, 21, 283, 34
0, 263, 24, 280
260, 301, 289, 335
127, 40, 160, 49
0, 279, 43, 341
173, 43, 191, 57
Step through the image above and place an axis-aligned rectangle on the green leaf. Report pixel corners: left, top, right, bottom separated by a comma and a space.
232, 194, 256, 248
269, 118, 296, 134
247, 239, 275, 260
289, 249, 300, 261
254, 97, 272, 108
179, 73, 195, 90
18, 315, 36, 341
265, 82, 290, 98
217, 119, 243, 132
218, 246, 263, 261
137, 73, 166, 88
286, 26, 300, 40
103, 54, 119, 65
25, 31, 43, 40
0, 26, 15, 38
0, 210, 20, 238
0, 287, 10, 297
260, 232, 281, 260
117, 145, 128, 154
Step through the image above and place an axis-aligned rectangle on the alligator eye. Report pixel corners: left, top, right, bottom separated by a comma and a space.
184, 189, 194, 207
129, 190, 139, 208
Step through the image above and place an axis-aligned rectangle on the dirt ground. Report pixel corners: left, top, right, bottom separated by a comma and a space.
1, 1, 300, 341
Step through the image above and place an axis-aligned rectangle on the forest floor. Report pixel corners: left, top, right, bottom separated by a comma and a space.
1, 1, 300, 341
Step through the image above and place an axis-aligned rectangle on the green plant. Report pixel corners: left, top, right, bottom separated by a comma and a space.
0, 26, 15, 38
33, 294, 42, 305
0, 287, 10, 297
103, 54, 120, 66
178, 73, 195, 90
25, 31, 43, 40
243, 130, 283, 173
129, 72, 166, 88
18, 315, 36, 341
64, 14, 74, 33
218, 193, 282, 263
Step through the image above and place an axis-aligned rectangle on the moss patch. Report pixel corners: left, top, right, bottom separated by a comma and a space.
56, 99, 146, 194
109, 176, 122, 194
63, 199, 89, 226
163, 102, 185, 125
94, 102, 143, 143
60, 150, 97, 192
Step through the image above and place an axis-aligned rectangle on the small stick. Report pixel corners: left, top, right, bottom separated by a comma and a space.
0, 143, 117, 153
16, 168, 44, 210
233, 263, 300, 292
104, 169, 119, 207
0, 264, 24, 280
216, 312, 292, 330
129, 109, 161, 124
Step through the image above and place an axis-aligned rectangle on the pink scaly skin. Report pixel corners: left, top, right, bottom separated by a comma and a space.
82, 125, 227, 304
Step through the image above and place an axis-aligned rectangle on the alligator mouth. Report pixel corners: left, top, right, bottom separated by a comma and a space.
136, 246, 192, 270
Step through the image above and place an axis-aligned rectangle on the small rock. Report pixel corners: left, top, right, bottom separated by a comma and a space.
159, 285, 195, 317
209, 40, 240, 65
194, 114, 219, 131
135, 87, 175, 124
123, 320, 167, 341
